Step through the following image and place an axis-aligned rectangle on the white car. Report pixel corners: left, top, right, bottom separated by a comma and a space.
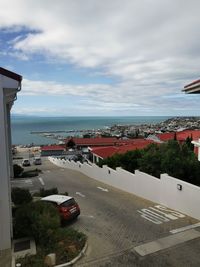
22, 159, 31, 166
33, 157, 42, 165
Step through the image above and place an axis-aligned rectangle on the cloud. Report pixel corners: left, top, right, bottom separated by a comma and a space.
1, 0, 200, 115
16, 77, 200, 116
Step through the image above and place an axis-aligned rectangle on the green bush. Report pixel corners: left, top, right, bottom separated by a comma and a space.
39, 187, 58, 197
14, 201, 60, 247
21, 169, 39, 178
13, 164, 24, 178
11, 187, 32, 205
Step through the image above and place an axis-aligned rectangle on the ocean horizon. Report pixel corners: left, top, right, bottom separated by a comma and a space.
11, 115, 172, 145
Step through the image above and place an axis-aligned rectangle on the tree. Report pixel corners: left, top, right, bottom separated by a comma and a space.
11, 187, 32, 205
13, 164, 24, 178
139, 143, 162, 178
185, 136, 194, 152
66, 139, 76, 149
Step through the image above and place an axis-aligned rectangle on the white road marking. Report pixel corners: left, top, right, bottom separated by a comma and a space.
149, 207, 178, 220
60, 169, 65, 171
140, 209, 170, 222
11, 179, 33, 187
97, 186, 109, 192
76, 192, 85, 198
25, 179, 32, 184
170, 222, 200, 234
155, 205, 185, 218
30, 189, 39, 193
137, 210, 162, 224
81, 215, 94, 218
38, 177, 45, 186
134, 229, 200, 256
137, 205, 186, 225
11, 179, 32, 184
46, 170, 51, 173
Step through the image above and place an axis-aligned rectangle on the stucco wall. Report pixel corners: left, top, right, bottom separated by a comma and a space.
49, 157, 200, 220
0, 77, 12, 251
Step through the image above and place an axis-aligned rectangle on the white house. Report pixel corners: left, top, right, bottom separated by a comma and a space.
182, 78, 200, 160
0, 67, 22, 267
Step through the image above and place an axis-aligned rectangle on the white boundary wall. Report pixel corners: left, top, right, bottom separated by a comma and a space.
49, 157, 200, 220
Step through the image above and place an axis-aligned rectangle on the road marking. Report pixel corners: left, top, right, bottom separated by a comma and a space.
137, 205, 185, 225
38, 177, 45, 186
60, 169, 65, 171
81, 215, 94, 218
11, 179, 32, 184
170, 222, 200, 234
97, 186, 109, 192
46, 170, 51, 173
76, 192, 85, 197
137, 210, 163, 224
154, 205, 185, 218
11, 179, 33, 187
25, 179, 32, 184
134, 229, 200, 256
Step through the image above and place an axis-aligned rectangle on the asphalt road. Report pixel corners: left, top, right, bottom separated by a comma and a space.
12, 157, 200, 267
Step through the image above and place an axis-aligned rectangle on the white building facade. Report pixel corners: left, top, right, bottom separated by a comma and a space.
183, 79, 200, 160
0, 68, 22, 267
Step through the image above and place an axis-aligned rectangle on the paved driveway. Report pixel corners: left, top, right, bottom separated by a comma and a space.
12, 158, 200, 266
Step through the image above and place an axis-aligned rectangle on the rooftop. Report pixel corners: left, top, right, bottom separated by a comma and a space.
183, 78, 200, 94
41, 194, 72, 205
41, 145, 64, 151
91, 139, 154, 159
0, 67, 22, 82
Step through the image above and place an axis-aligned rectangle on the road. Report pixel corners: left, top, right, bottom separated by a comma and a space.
12, 157, 200, 266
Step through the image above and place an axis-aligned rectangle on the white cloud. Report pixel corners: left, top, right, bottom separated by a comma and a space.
1, 0, 200, 115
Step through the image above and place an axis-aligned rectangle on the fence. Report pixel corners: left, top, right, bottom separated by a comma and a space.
49, 157, 200, 220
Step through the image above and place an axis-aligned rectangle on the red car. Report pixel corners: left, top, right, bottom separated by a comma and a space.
41, 194, 80, 222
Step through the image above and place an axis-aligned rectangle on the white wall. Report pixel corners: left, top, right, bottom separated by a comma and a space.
160, 174, 200, 220
0, 77, 11, 250
49, 157, 200, 220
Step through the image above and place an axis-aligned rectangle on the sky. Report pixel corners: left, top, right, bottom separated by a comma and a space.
1, 0, 200, 116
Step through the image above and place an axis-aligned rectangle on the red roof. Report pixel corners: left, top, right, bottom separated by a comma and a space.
157, 130, 200, 142
91, 139, 154, 159
0, 67, 22, 82
65, 137, 154, 147
91, 146, 118, 158
184, 79, 200, 89
176, 130, 200, 141
65, 137, 118, 146
157, 132, 175, 141
41, 145, 64, 151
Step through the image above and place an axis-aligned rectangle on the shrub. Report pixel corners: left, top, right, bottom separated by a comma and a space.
13, 164, 24, 178
39, 187, 58, 197
21, 169, 40, 178
13, 201, 60, 247
11, 187, 32, 205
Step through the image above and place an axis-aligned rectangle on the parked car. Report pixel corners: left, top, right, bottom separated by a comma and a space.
41, 194, 80, 222
22, 159, 31, 167
33, 157, 42, 165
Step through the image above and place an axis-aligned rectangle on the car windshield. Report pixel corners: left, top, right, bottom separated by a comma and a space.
60, 198, 76, 207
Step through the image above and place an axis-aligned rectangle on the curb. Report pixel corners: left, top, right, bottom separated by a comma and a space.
55, 240, 88, 267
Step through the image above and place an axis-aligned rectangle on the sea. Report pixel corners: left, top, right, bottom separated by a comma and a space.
11, 115, 171, 145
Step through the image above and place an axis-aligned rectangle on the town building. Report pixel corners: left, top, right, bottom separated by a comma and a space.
183, 79, 200, 159
90, 139, 154, 163
41, 145, 65, 156
0, 67, 22, 267
182, 79, 200, 94
65, 137, 119, 149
